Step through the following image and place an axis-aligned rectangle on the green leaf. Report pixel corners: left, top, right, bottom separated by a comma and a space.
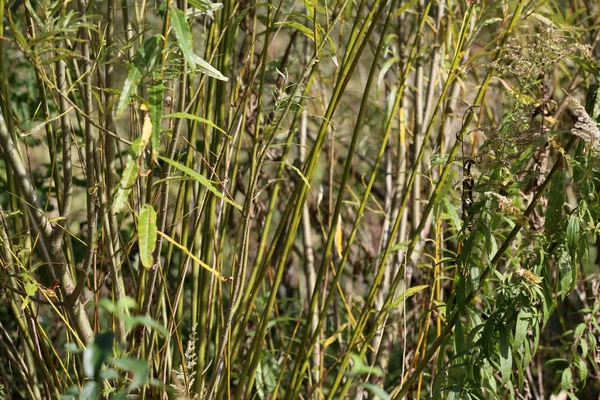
390, 285, 429, 309
275, 21, 314, 41
455, 318, 467, 356
158, 156, 242, 211
360, 383, 391, 400
545, 167, 565, 238
116, 35, 162, 117
113, 138, 142, 213
514, 309, 530, 350
560, 367, 572, 390
138, 204, 157, 269
286, 162, 311, 189
113, 358, 149, 387
227, 7, 252, 56
499, 325, 512, 385
83, 332, 114, 379
125, 315, 168, 338
347, 354, 384, 377
585, 80, 600, 121
164, 112, 228, 136
192, 54, 229, 81
169, 6, 196, 72
396, 0, 419, 15
80, 381, 102, 399
149, 81, 164, 156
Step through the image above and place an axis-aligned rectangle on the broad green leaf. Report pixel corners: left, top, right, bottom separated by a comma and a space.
192, 54, 229, 81
514, 309, 530, 350
83, 332, 114, 379
80, 382, 102, 399
138, 204, 157, 269
499, 325, 512, 385
455, 318, 466, 356
580, 337, 589, 358
360, 383, 390, 400
125, 315, 168, 338
113, 138, 142, 213
576, 357, 588, 382
560, 367, 572, 390
112, 358, 149, 387
116, 35, 162, 117
158, 156, 242, 211
148, 81, 164, 155
347, 354, 383, 377
164, 112, 228, 136
169, 6, 196, 72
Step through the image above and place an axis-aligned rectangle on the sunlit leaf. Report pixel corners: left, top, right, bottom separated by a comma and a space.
157, 230, 229, 281
138, 203, 157, 269
113, 138, 142, 213
169, 6, 196, 72
335, 217, 343, 258
192, 54, 228, 81
149, 81, 164, 155
158, 156, 242, 210
164, 112, 228, 136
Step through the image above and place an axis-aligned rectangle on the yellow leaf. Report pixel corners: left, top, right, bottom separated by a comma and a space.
140, 112, 152, 149
335, 217, 343, 258
323, 323, 348, 348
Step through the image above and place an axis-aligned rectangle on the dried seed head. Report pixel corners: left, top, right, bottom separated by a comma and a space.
565, 93, 600, 152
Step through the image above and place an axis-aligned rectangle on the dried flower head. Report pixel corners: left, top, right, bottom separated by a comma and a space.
486, 191, 521, 217
565, 93, 600, 152
515, 268, 542, 285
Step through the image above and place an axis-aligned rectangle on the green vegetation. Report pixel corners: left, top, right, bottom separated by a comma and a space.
0, 0, 599, 398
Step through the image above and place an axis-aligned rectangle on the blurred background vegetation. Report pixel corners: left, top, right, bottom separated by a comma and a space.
0, 0, 600, 398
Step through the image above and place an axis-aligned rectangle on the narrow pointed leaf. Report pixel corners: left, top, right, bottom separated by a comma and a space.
169, 6, 196, 72
149, 82, 164, 155
164, 112, 228, 136
158, 156, 242, 211
192, 54, 228, 81
157, 230, 229, 281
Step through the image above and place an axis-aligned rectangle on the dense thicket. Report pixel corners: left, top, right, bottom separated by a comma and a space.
0, 0, 599, 398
